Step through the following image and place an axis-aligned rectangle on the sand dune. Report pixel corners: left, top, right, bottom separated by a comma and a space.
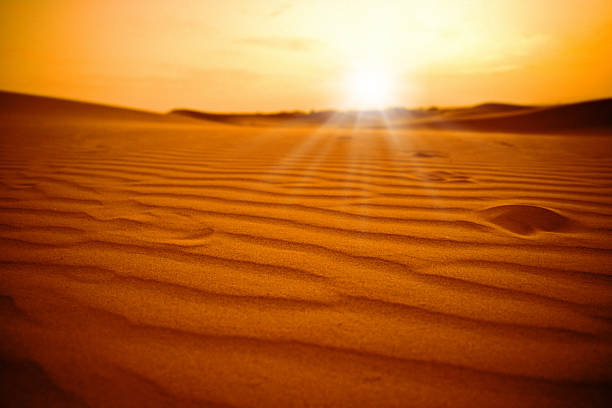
172, 98, 612, 134
411, 99, 612, 133
440, 102, 532, 118
1, 91, 612, 407
0, 91, 203, 126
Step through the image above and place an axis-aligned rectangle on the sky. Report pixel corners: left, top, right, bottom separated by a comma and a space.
1, 0, 611, 112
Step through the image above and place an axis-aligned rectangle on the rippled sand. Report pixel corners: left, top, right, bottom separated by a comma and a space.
1, 93, 611, 407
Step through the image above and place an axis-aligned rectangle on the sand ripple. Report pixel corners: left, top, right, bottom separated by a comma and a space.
1, 96, 611, 407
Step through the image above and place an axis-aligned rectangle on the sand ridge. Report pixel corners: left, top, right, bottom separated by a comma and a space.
1, 92, 612, 407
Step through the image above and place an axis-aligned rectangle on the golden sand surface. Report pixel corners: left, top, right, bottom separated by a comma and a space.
1, 93, 611, 407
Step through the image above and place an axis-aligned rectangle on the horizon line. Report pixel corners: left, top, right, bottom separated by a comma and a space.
2, 88, 611, 116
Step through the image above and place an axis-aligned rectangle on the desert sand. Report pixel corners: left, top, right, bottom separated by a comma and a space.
1, 91, 611, 407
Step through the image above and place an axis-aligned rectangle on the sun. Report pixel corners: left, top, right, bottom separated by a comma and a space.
345, 68, 395, 110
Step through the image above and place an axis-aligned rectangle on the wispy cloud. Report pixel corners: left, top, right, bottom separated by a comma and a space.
237, 36, 322, 52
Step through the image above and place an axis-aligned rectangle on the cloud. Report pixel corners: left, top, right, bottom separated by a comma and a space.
237, 36, 322, 52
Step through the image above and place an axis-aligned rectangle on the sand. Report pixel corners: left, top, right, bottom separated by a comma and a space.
1, 92, 611, 407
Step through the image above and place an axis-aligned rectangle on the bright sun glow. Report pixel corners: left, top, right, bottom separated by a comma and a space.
345, 69, 395, 110
2, 1, 612, 111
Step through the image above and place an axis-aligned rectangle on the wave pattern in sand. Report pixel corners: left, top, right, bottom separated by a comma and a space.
1, 115, 612, 407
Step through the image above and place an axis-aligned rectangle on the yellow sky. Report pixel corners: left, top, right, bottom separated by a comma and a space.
1, 0, 611, 111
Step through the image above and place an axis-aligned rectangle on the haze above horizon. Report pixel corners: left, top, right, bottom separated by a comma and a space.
1, 0, 611, 112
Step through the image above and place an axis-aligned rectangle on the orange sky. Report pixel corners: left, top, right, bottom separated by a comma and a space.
1, 0, 611, 112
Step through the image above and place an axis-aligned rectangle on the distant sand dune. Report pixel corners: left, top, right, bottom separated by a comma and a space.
171, 98, 612, 134
1, 91, 612, 407
412, 99, 612, 133
440, 102, 532, 118
0, 90, 209, 125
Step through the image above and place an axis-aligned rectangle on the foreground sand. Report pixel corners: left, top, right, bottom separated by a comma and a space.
1, 98, 611, 407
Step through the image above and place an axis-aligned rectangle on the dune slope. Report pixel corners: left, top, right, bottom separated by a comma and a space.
1, 93, 612, 407
411, 99, 612, 133
0, 90, 204, 125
